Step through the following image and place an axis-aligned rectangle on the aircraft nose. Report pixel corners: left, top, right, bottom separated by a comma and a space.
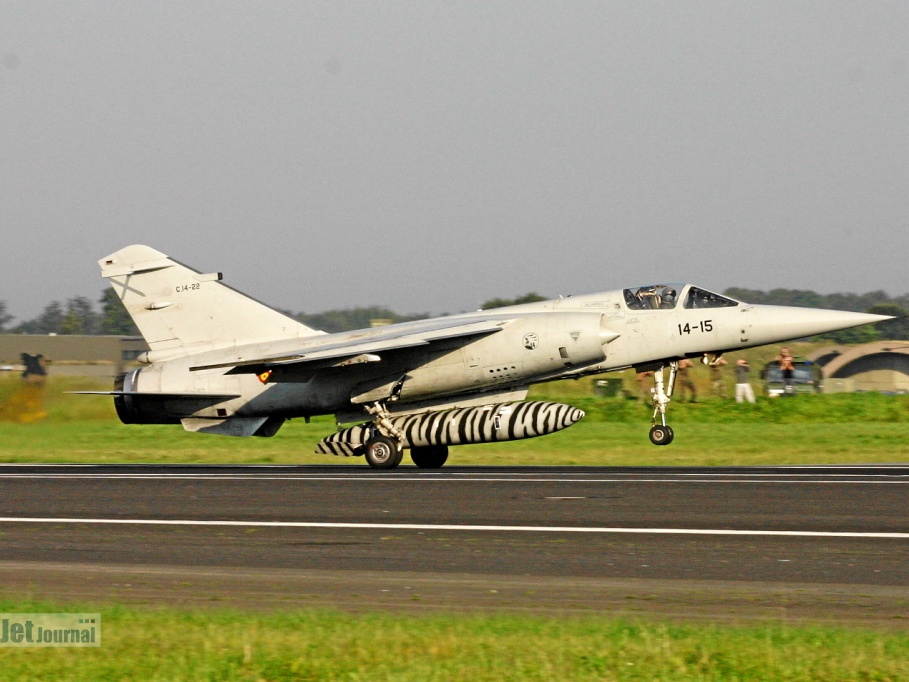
745, 305, 892, 345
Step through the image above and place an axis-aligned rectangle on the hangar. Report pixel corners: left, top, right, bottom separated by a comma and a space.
808, 342, 909, 394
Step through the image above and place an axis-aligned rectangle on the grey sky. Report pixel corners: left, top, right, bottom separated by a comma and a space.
2, 2, 907, 324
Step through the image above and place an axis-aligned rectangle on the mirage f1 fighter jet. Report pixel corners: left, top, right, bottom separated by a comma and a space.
81, 245, 890, 469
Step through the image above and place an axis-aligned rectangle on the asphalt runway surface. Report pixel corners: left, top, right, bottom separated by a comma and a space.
1, 463, 907, 626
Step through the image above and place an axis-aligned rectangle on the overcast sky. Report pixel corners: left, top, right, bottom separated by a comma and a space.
2, 2, 908, 323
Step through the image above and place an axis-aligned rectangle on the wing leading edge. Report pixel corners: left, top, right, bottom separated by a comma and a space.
188, 318, 507, 374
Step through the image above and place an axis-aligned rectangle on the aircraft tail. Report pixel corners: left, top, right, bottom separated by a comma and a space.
100, 245, 322, 358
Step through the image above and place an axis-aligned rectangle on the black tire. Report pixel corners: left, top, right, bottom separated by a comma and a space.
410, 445, 449, 469
649, 425, 674, 446
364, 435, 403, 469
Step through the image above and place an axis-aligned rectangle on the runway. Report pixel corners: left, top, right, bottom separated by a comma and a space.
0, 464, 907, 625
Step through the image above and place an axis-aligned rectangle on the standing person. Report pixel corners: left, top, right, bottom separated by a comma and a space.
777, 346, 795, 395
709, 356, 728, 399
734, 359, 756, 403
676, 358, 697, 402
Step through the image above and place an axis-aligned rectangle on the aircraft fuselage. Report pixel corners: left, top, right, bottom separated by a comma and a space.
121, 284, 879, 425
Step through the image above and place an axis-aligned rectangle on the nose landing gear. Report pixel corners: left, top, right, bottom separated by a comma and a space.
648, 361, 678, 445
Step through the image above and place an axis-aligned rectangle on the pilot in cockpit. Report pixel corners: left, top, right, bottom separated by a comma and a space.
624, 285, 680, 310
637, 286, 659, 309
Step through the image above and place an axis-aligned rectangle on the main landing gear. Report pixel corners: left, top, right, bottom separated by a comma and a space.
648, 361, 678, 446
361, 402, 450, 470
363, 403, 406, 469
363, 434, 404, 469
410, 445, 449, 469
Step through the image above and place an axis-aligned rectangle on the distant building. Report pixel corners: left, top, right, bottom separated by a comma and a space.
0, 335, 147, 379
808, 342, 909, 394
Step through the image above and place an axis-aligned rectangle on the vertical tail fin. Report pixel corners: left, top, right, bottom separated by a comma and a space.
100, 245, 321, 357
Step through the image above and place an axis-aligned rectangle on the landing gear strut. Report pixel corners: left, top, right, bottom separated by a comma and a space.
648, 361, 678, 446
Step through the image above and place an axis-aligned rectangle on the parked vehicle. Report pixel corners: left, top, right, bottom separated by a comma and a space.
763, 360, 822, 396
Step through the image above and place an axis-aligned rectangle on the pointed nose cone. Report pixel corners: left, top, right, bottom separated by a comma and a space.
747, 305, 892, 345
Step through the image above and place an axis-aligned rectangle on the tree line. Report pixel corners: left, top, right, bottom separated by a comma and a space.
0, 292, 433, 338
0, 288, 906, 342
0, 290, 139, 336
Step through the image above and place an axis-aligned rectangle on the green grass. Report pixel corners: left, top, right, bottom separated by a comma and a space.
0, 600, 906, 681
2, 373, 909, 465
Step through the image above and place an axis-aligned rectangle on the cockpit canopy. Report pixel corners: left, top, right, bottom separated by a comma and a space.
684, 286, 739, 309
623, 284, 739, 311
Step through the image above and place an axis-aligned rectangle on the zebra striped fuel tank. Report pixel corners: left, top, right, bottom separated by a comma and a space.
316, 401, 584, 457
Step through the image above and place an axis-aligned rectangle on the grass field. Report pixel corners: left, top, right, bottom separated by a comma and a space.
1, 372, 908, 466
0, 600, 907, 681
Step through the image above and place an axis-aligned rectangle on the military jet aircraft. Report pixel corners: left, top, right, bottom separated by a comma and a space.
81, 245, 890, 469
